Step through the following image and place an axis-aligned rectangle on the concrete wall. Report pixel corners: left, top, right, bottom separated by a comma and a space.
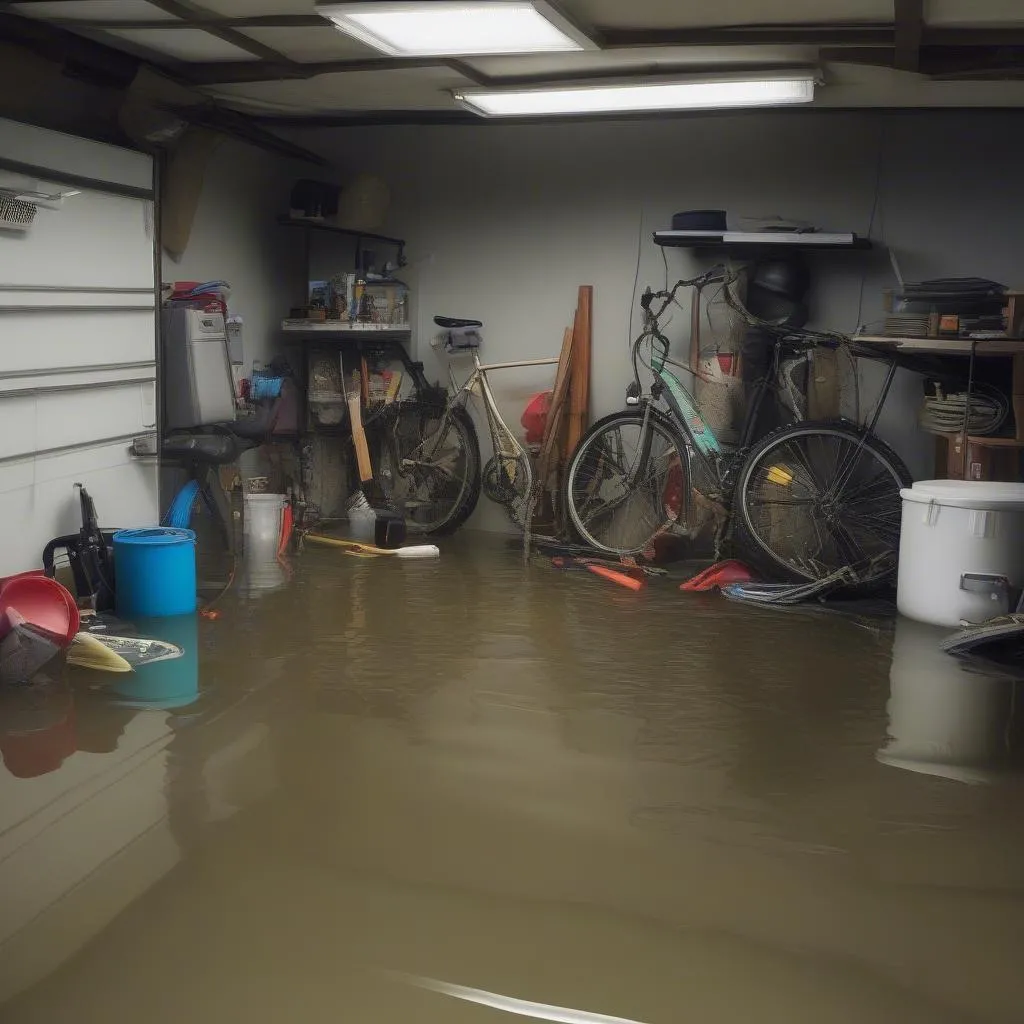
293, 110, 1024, 532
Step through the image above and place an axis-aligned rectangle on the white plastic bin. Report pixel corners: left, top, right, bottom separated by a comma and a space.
243, 493, 287, 560
897, 479, 1024, 626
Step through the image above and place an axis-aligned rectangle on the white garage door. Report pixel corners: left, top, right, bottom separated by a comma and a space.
0, 118, 159, 576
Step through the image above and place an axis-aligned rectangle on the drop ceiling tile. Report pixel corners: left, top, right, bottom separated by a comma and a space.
104, 27, 257, 61
571, 0, 893, 28
10, 0, 177, 21
927, 0, 1024, 24
238, 27, 374, 61
196, 0, 319, 16
206, 67, 466, 113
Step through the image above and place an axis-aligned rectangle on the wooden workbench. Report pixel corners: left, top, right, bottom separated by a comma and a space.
853, 335, 1024, 479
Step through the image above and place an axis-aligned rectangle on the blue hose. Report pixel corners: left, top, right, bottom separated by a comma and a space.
165, 480, 200, 530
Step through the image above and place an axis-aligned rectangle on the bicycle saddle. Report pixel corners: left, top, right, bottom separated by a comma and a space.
434, 316, 483, 329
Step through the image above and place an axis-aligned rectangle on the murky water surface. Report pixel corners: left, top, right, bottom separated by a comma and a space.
2, 533, 1024, 1023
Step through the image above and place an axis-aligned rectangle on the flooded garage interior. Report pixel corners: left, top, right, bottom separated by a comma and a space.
2, 535, 1023, 1023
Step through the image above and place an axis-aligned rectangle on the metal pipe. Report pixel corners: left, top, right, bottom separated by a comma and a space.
477, 357, 561, 371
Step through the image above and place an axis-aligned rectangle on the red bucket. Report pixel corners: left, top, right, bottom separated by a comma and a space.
0, 575, 80, 648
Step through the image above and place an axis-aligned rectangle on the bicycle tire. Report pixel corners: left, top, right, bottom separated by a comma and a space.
564, 408, 691, 555
734, 419, 911, 589
373, 401, 482, 536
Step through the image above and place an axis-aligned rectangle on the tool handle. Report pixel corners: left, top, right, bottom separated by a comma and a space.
348, 393, 373, 483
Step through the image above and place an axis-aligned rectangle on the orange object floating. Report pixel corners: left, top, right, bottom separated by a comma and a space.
679, 559, 755, 592
587, 564, 644, 591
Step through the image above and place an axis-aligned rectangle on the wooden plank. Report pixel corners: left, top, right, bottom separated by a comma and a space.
537, 327, 575, 489
808, 347, 841, 419
565, 285, 592, 457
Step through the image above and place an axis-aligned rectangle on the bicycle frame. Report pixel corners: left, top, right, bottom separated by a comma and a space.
448, 350, 560, 458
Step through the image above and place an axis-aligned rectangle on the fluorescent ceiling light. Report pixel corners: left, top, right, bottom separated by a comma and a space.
317, 1, 591, 56
455, 75, 818, 117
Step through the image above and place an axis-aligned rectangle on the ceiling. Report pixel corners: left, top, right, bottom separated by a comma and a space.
7, 0, 1024, 121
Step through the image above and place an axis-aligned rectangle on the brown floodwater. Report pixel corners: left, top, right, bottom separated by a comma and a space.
1, 532, 1024, 1023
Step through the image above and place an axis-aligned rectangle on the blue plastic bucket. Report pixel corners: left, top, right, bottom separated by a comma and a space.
110, 614, 199, 709
113, 528, 197, 618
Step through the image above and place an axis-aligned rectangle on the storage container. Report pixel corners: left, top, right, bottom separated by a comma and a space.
244, 493, 287, 558
897, 479, 1024, 626
113, 528, 196, 618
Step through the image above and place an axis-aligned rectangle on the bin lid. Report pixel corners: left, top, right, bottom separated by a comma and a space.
900, 479, 1024, 511
113, 528, 196, 546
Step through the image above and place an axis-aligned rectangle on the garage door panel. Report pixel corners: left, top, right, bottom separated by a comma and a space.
0, 394, 36, 461
0, 120, 158, 575
34, 383, 155, 453
0, 189, 155, 291
0, 311, 156, 374
0, 455, 158, 578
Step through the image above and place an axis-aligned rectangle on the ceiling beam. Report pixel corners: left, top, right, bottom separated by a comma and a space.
179, 56, 473, 86
893, 0, 923, 71
140, 0, 295, 63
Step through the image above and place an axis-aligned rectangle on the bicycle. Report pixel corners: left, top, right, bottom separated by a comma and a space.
563, 273, 912, 588
373, 315, 559, 534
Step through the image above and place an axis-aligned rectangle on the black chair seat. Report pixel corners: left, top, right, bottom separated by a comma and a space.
434, 316, 483, 329
162, 433, 240, 465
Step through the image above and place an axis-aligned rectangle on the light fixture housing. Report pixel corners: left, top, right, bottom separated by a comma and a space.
316, 1, 594, 57
454, 72, 819, 118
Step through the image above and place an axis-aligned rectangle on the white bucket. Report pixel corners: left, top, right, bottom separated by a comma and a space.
243, 493, 287, 559
897, 480, 1024, 626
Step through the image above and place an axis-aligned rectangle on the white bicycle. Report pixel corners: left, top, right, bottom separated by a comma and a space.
373, 315, 558, 534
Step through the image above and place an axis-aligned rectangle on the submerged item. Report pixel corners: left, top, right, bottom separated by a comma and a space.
722, 567, 856, 606
0, 575, 79, 647
941, 614, 1024, 659
67, 632, 133, 673
305, 534, 439, 559
0, 615, 62, 684
680, 559, 756, 592
586, 564, 644, 591
67, 633, 183, 671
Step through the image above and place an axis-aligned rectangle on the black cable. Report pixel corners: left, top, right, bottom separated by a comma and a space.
627, 208, 644, 352
854, 115, 887, 334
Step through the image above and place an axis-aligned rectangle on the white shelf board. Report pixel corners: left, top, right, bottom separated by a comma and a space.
281, 320, 411, 335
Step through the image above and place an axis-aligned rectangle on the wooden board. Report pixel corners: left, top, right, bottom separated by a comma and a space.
538, 327, 575, 485
565, 285, 592, 457
808, 347, 841, 419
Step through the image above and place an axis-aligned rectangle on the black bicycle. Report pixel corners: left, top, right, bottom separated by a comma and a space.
563, 273, 911, 587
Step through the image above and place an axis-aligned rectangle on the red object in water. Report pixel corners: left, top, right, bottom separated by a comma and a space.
679, 559, 756, 592
587, 564, 645, 591
200, 608, 221, 620
521, 391, 552, 445
0, 576, 80, 647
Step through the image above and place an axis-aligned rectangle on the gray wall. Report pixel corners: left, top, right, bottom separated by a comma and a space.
294, 111, 1024, 532
162, 139, 304, 374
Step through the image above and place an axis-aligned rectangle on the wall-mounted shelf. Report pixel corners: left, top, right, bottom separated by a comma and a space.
653, 230, 870, 252
281, 319, 411, 338
277, 217, 406, 262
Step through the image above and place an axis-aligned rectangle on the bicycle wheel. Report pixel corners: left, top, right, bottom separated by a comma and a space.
735, 420, 911, 586
374, 401, 481, 535
565, 410, 690, 555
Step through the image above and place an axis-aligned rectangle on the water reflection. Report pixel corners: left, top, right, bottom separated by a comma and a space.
0, 536, 1023, 1023
880, 616, 1024, 783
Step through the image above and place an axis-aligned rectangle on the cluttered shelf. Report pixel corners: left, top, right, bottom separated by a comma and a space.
281, 320, 411, 337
